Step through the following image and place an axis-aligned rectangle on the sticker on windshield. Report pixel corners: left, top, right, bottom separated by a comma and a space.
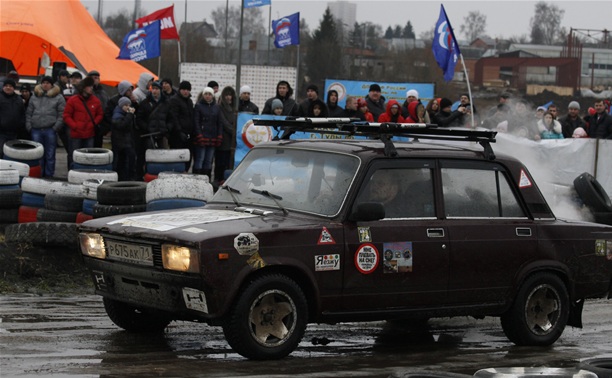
354, 243, 379, 274
314, 254, 340, 271
519, 169, 532, 188
358, 227, 371, 243
383, 242, 413, 274
234, 233, 259, 256
318, 227, 336, 245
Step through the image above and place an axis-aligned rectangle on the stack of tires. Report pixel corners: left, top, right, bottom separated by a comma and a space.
93, 182, 147, 218
144, 149, 190, 182
146, 172, 214, 211
0, 159, 30, 184
573, 172, 612, 225
0, 169, 22, 224
2, 140, 44, 178
18, 177, 82, 224
72, 148, 113, 171
80, 179, 105, 222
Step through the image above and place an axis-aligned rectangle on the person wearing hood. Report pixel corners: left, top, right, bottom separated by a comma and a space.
106, 80, 136, 170
192, 87, 224, 179
357, 98, 374, 122
63, 76, 103, 161
365, 84, 386, 121
405, 101, 426, 124
168, 81, 195, 170
326, 89, 344, 117
238, 85, 259, 114
433, 98, 467, 127
262, 80, 298, 116
111, 97, 137, 181
132, 72, 155, 104
377, 100, 405, 123
215, 86, 236, 184
308, 98, 329, 118
26, 76, 66, 177
537, 111, 564, 140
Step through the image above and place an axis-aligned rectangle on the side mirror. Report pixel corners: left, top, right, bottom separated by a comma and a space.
349, 202, 385, 222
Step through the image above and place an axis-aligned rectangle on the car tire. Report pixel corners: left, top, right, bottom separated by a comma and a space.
18, 206, 40, 223
21, 177, 83, 197
72, 162, 113, 171
3, 139, 44, 160
67, 169, 118, 184
72, 148, 114, 165
574, 172, 612, 213
500, 273, 569, 346
97, 182, 147, 206
37, 208, 78, 223
145, 148, 190, 163
0, 159, 30, 177
0, 169, 20, 185
81, 179, 105, 200
44, 194, 84, 212
0, 188, 22, 209
4, 222, 79, 248
82, 198, 96, 215
222, 274, 308, 360
577, 357, 612, 378
103, 297, 171, 333
92, 203, 147, 218
20, 192, 45, 208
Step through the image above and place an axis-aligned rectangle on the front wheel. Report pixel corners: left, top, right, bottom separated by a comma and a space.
222, 274, 308, 360
500, 273, 569, 346
103, 298, 171, 333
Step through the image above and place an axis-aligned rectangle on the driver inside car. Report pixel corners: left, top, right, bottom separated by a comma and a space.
365, 169, 406, 218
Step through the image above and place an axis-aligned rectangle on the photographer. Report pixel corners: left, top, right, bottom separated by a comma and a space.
111, 97, 137, 181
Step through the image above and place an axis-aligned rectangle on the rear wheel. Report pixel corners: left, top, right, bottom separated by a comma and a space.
103, 297, 171, 333
500, 273, 569, 346
222, 274, 308, 360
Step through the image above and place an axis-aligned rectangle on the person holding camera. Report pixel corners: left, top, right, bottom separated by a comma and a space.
111, 97, 137, 181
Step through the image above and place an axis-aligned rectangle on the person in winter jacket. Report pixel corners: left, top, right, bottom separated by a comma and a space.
584, 99, 612, 138
111, 97, 137, 181
193, 87, 224, 179
378, 100, 405, 123
537, 111, 564, 140
87, 70, 110, 148
0, 79, 25, 157
308, 98, 329, 118
238, 85, 259, 114
326, 89, 344, 117
365, 84, 386, 121
298, 84, 327, 117
160, 78, 177, 100
26, 76, 66, 177
168, 81, 195, 171
342, 96, 366, 121
215, 86, 236, 183
433, 98, 466, 127
132, 72, 155, 104
425, 98, 439, 122
357, 98, 374, 122
558, 101, 586, 138
63, 76, 103, 161
404, 101, 427, 124
262, 80, 298, 116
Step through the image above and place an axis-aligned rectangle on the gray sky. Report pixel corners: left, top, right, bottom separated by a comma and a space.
81, 0, 611, 42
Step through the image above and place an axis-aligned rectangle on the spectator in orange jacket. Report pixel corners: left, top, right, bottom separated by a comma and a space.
63, 76, 103, 162
378, 100, 406, 123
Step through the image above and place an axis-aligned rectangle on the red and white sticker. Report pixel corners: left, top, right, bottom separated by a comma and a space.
317, 227, 336, 245
519, 169, 532, 188
354, 243, 379, 274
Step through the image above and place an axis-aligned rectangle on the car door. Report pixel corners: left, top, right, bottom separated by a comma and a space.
341, 159, 450, 311
439, 160, 538, 305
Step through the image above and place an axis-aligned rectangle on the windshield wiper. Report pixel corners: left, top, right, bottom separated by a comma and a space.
251, 188, 288, 215
221, 185, 242, 207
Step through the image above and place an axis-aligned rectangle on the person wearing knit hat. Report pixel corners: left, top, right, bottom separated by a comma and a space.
111, 94, 137, 181
432, 97, 466, 127
271, 98, 284, 115
41, 76, 54, 85
151, 81, 162, 90
365, 83, 386, 121
193, 85, 224, 179
117, 96, 132, 109
357, 98, 374, 122
168, 80, 195, 165
179, 81, 191, 91
0, 76, 25, 158
160, 78, 176, 99
239, 85, 259, 114
55, 70, 70, 92
298, 84, 326, 117
559, 100, 587, 138
401, 89, 420, 120
3, 78, 16, 88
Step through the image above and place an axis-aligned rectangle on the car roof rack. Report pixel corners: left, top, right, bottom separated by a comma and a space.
252, 117, 498, 160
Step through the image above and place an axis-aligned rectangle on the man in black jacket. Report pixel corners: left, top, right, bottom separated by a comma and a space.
238, 85, 259, 114
364, 83, 386, 121
0, 79, 25, 157
168, 81, 195, 170
585, 99, 612, 138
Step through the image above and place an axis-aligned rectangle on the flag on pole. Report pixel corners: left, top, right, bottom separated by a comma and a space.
272, 13, 300, 48
117, 21, 161, 62
244, 0, 271, 8
135, 5, 180, 40
432, 4, 460, 82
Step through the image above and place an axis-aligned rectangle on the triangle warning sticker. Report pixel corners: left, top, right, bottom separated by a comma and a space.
519, 169, 532, 188
318, 227, 336, 245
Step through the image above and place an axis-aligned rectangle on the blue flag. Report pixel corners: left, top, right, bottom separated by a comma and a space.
432, 5, 460, 82
117, 20, 161, 62
244, 0, 271, 8
272, 12, 300, 48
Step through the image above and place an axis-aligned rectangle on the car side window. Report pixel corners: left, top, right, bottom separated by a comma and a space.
441, 167, 525, 218
355, 167, 435, 218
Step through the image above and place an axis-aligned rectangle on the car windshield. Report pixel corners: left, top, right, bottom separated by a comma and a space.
211, 147, 360, 216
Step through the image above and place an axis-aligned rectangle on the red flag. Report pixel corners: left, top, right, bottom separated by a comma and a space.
135, 5, 180, 40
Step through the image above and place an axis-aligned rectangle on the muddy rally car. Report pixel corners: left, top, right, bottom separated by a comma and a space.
79, 119, 612, 360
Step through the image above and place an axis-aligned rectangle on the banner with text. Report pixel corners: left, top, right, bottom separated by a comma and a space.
324, 80, 435, 107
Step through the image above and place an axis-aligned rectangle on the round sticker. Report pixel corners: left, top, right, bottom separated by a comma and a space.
241, 119, 273, 148
354, 243, 379, 274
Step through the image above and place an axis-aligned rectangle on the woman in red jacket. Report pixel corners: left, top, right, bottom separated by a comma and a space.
377, 99, 405, 123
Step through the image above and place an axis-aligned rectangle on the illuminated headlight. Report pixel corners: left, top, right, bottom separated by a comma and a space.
79, 233, 106, 259
162, 245, 200, 273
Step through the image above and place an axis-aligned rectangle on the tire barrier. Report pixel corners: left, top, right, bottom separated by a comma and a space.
82, 198, 97, 216
21, 177, 83, 197
145, 162, 187, 175
81, 179, 105, 200
36, 208, 79, 223
574, 172, 612, 213
17, 206, 40, 223
0, 159, 30, 177
73, 148, 114, 165
145, 148, 190, 163
20, 192, 45, 208
4, 222, 79, 249
72, 162, 113, 171
143, 173, 158, 182
97, 182, 147, 206
0, 207, 19, 223
146, 173, 214, 203
92, 203, 147, 219
3, 139, 44, 161
44, 194, 84, 213
67, 169, 118, 184
0, 188, 22, 209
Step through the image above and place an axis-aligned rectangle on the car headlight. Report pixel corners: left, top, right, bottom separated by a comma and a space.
162, 245, 200, 273
79, 233, 106, 259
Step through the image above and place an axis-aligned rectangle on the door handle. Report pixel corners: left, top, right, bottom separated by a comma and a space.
427, 228, 445, 238
516, 228, 532, 237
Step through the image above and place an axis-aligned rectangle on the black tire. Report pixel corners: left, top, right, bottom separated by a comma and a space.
103, 297, 171, 333
44, 194, 84, 212
93, 203, 147, 218
36, 208, 78, 223
574, 172, 612, 212
97, 182, 147, 205
500, 273, 569, 346
0, 208, 19, 223
4, 222, 79, 248
578, 357, 612, 378
0, 188, 21, 209
222, 274, 308, 360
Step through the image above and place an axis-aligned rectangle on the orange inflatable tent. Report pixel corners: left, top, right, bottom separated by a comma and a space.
0, 0, 155, 86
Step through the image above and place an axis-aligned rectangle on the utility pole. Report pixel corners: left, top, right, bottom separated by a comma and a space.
96, 0, 103, 25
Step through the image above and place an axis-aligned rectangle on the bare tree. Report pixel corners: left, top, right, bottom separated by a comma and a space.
210, 5, 266, 41
460, 11, 487, 43
529, 1, 565, 45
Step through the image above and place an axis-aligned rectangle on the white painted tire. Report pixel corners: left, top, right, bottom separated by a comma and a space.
146, 175, 214, 203
67, 169, 118, 184
21, 177, 83, 197
145, 148, 191, 163
81, 179, 106, 200
157, 172, 209, 182
0, 159, 30, 177
73, 148, 114, 165
0, 169, 20, 185
3, 139, 44, 160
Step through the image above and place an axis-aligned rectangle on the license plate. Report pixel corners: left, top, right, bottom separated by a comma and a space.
106, 241, 153, 266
